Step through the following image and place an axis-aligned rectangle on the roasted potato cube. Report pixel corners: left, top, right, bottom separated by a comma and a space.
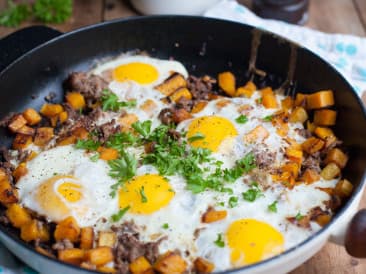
98, 231, 116, 247
129, 256, 152, 274
172, 108, 192, 123
57, 135, 77, 146
334, 179, 353, 198
302, 137, 325, 155
23, 108, 42, 125
13, 163, 27, 181
0, 179, 18, 204
191, 101, 208, 114
294, 93, 307, 107
84, 247, 114, 266
58, 248, 85, 265
289, 107, 308, 123
17, 125, 35, 136
66, 92, 86, 110
54, 216, 81, 243
6, 204, 31, 228
313, 109, 337, 126
194, 257, 215, 274
301, 169, 320, 184
13, 134, 32, 150
169, 87, 192, 102
40, 103, 64, 117
119, 113, 139, 132
261, 88, 278, 109
321, 163, 341, 180
281, 96, 294, 110
72, 127, 89, 140
154, 251, 187, 274
314, 127, 334, 139
244, 125, 269, 143
202, 209, 227, 223
306, 90, 334, 109
8, 114, 27, 133
218, 71, 236, 97
155, 73, 187, 96
34, 127, 54, 146
59, 111, 68, 124
285, 148, 303, 164
20, 220, 49, 242
324, 148, 348, 169
97, 147, 119, 161
80, 227, 94, 250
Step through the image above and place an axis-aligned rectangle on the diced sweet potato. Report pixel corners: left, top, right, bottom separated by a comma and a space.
72, 127, 89, 140
314, 127, 334, 140
57, 135, 77, 146
58, 248, 85, 265
334, 179, 353, 198
54, 216, 81, 243
0, 179, 18, 204
313, 109, 337, 126
321, 163, 341, 180
169, 87, 192, 102
302, 137, 325, 155
281, 97, 294, 110
84, 247, 114, 266
40, 103, 64, 117
194, 257, 215, 274
285, 148, 303, 165
282, 162, 300, 178
191, 101, 208, 114
119, 114, 139, 132
13, 134, 32, 150
20, 220, 49, 242
218, 72, 236, 97
23, 108, 42, 125
301, 169, 320, 184
80, 227, 94, 250
324, 148, 348, 169
172, 108, 192, 123
155, 73, 187, 96
66, 92, 86, 110
294, 93, 307, 107
244, 125, 269, 143
202, 209, 227, 223
306, 121, 316, 133
34, 127, 54, 146
261, 88, 278, 109
289, 107, 308, 123
13, 163, 28, 181
98, 231, 116, 248
59, 111, 68, 124
97, 147, 119, 161
8, 114, 27, 133
17, 125, 35, 136
306, 90, 334, 109
154, 251, 187, 274
129, 256, 152, 274
6, 204, 31, 228
140, 99, 158, 114
235, 81, 256, 98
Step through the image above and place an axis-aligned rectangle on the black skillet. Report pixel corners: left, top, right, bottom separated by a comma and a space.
0, 16, 366, 274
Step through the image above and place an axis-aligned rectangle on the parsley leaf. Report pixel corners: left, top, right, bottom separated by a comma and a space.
223, 152, 256, 183
214, 233, 225, 248
90, 153, 99, 162
235, 115, 248, 124
188, 132, 205, 143
162, 223, 169, 229
242, 182, 264, 202
75, 139, 100, 151
132, 120, 152, 138
101, 89, 136, 111
139, 186, 148, 203
228, 196, 238, 208
33, 0, 73, 23
268, 201, 278, 213
263, 115, 273, 122
111, 206, 130, 222
0, 1, 30, 27
106, 132, 137, 153
237, 152, 256, 173
295, 212, 304, 220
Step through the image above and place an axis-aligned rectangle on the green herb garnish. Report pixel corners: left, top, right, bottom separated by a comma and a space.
162, 223, 169, 229
132, 120, 152, 138
0, 0, 30, 27
214, 233, 225, 248
139, 186, 148, 203
33, 0, 73, 23
90, 153, 100, 162
268, 201, 278, 213
242, 182, 264, 202
263, 115, 273, 122
101, 89, 136, 111
111, 206, 130, 222
228, 196, 238, 208
235, 115, 248, 124
188, 133, 205, 143
75, 139, 100, 151
295, 212, 304, 221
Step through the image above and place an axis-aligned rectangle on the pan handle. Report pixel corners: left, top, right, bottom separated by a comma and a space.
345, 209, 366, 257
0, 26, 62, 72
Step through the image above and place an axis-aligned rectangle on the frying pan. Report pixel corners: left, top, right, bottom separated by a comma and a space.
0, 16, 366, 274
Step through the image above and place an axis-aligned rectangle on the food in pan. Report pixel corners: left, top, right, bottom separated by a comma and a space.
0, 54, 353, 273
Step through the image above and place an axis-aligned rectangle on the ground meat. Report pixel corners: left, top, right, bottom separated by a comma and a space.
253, 148, 276, 169
176, 96, 193, 112
295, 128, 311, 138
99, 119, 120, 142
65, 72, 108, 101
187, 75, 215, 100
52, 239, 74, 250
302, 155, 321, 173
158, 108, 174, 125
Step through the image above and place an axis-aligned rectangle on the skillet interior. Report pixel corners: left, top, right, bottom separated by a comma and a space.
0, 16, 366, 273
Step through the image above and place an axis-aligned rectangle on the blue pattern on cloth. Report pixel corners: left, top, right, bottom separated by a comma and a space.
2, 0, 366, 273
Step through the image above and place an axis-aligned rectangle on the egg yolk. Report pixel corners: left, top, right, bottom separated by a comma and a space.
119, 174, 174, 214
36, 175, 84, 221
113, 62, 159, 84
187, 116, 238, 152
226, 219, 284, 266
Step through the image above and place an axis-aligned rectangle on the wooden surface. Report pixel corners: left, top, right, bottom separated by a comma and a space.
1, 0, 366, 273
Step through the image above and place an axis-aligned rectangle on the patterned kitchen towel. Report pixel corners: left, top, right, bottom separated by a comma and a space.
204, 0, 366, 96
1, 0, 366, 273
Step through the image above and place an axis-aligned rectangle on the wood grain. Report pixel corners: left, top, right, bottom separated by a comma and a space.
354, 0, 366, 32
103, 0, 137, 21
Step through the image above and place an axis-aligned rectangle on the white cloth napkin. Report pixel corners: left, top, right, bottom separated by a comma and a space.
1, 1, 366, 273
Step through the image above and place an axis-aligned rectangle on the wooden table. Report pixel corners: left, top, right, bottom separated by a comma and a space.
1, 0, 366, 273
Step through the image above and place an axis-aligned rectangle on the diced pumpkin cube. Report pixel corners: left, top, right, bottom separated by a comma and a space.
334, 179, 353, 198
324, 148, 348, 169
218, 72, 236, 97
13, 163, 27, 181
294, 93, 307, 107
282, 162, 300, 178
314, 127, 334, 140
23, 108, 42, 125
98, 147, 119, 161
244, 125, 269, 143
0, 179, 18, 204
6, 204, 31, 228
154, 251, 187, 274
261, 87, 278, 108
285, 148, 303, 164
313, 109, 337, 126
155, 73, 187, 96
8, 114, 27, 133
80, 227, 94, 250
54, 216, 80, 243
34, 127, 54, 146
84, 247, 114, 266
281, 97, 294, 110
58, 248, 85, 265
194, 257, 215, 274
66, 92, 86, 110
72, 127, 89, 140
301, 169, 320, 184
17, 125, 35, 136
202, 209, 227, 223
20, 220, 49, 242
289, 107, 308, 123
172, 108, 192, 123
98, 231, 116, 248
169, 87, 192, 102
57, 135, 77, 146
306, 121, 316, 133
129, 256, 152, 274
321, 163, 341, 180
40, 104, 64, 117
302, 137, 325, 155
306, 90, 334, 109
13, 134, 32, 150
191, 101, 208, 114
236, 87, 254, 98
59, 111, 68, 124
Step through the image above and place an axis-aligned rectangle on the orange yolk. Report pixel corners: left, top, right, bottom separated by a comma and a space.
113, 62, 159, 84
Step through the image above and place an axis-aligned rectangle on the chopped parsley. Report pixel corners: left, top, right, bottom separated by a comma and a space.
228, 196, 238, 208
268, 201, 278, 213
101, 89, 136, 111
106, 132, 137, 153
235, 114, 248, 124
223, 152, 256, 183
242, 182, 264, 202
132, 120, 152, 138
162, 223, 169, 229
214, 233, 225, 248
295, 212, 304, 221
90, 153, 100, 162
139, 186, 148, 203
188, 132, 205, 143
75, 139, 100, 151
111, 206, 130, 222
263, 115, 273, 122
